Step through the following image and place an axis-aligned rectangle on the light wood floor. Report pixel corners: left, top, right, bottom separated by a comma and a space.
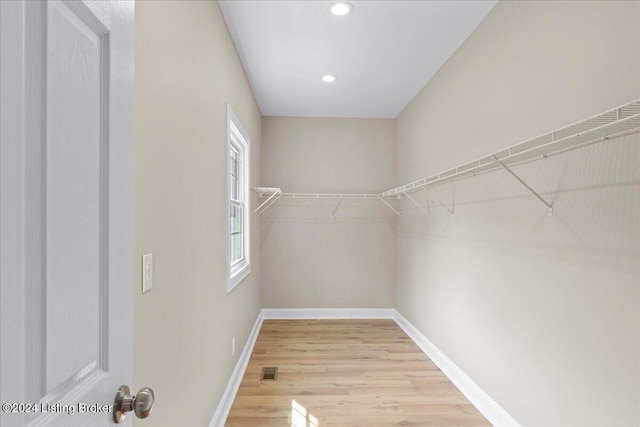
225, 319, 490, 426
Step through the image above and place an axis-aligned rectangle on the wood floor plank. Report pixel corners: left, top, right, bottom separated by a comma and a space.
225, 319, 490, 426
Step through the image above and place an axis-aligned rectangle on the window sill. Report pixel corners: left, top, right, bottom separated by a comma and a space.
228, 263, 250, 293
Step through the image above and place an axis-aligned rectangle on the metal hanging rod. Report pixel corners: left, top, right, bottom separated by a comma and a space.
252, 188, 381, 200
381, 99, 640, 199
254, 99, 640, 216
281, 193, 380, 199
251, 187, 395, 215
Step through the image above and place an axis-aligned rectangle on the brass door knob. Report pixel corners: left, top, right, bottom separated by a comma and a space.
113, 385, 154, 423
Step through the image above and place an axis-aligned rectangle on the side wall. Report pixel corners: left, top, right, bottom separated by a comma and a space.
261, 117, 395, 308
394, 1, 640, 426
133, 1, 262, 425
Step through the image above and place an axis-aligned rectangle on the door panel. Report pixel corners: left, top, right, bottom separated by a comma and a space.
1, 0, 134, 425
47, 0, 105, 393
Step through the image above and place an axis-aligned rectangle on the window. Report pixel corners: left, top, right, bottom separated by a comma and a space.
227, 104, 250, 292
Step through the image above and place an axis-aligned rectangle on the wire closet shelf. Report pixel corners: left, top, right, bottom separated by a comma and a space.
254, 99, 640, 216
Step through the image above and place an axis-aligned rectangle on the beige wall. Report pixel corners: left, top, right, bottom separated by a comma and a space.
261, 117, 395, 308
133, 1, 262, 425
394, 1, 640, 426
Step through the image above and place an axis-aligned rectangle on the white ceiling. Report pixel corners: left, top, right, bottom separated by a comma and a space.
219, 1, 497, 119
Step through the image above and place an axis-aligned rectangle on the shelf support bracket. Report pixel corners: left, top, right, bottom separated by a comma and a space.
492, 155, 553, 216
379, 197, 402, 217
402, 191, 428, 216
420, 186, 454, 215
331, 199, 342, 220
253, 190, 282, 215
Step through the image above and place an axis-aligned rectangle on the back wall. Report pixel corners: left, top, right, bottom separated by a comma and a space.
261, 117, 396, 308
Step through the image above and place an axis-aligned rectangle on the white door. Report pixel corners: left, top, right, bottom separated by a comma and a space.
1, 0, 135, 426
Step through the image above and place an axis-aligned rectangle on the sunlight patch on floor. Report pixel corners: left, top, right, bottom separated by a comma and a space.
291, 399, 319, 427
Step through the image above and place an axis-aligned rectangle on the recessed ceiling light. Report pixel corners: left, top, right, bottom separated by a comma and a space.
322, 74, 337, 83
330, 2, 354, 17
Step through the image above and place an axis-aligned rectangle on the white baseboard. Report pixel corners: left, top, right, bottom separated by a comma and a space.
393, 310, 520, 427
209, 311, 264, 427
210, 308, 519, 427
208, 307, 394, 426
261, 307, 395, 319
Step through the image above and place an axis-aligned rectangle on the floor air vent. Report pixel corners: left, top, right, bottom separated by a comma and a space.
260, 367, 278, 381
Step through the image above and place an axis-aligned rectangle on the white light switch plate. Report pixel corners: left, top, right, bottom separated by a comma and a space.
142, 253, 153, 293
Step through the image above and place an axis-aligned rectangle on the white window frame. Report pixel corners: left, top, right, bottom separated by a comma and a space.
226, 104, 250, 292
